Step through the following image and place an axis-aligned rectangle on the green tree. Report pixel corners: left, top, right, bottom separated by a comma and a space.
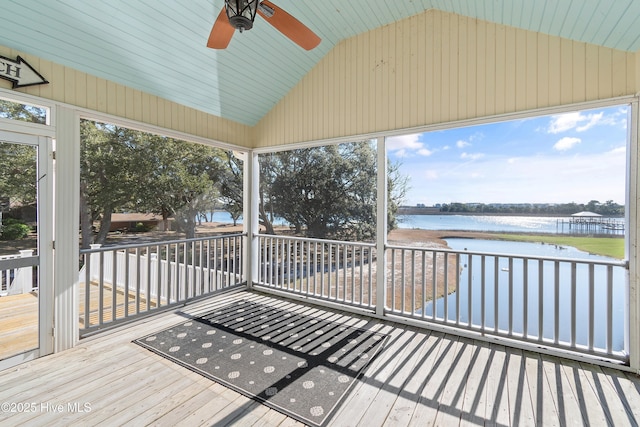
261, 141, 407, 241
80, 121, 144, 246
80, 120, 232, 246
0, 100, 46, 124
218, 152, 243, 226
0, 142, 37, 206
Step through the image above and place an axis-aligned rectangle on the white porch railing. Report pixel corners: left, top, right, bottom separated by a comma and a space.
0, 250, 36, 296
256, 234, 377, 310
78, 234, 244, 336
254, 235, 629, 364
78, 231, 630, 365
386, 244, 629, 363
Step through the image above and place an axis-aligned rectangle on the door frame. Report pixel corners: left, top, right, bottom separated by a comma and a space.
0, 129, 54, 370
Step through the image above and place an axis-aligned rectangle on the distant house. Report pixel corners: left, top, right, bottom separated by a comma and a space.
108, 213, 170, 232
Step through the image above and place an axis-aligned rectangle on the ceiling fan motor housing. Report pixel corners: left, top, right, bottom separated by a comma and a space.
225, 0, 260, 32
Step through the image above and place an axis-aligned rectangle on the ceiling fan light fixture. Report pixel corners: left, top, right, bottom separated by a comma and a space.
225, 0, 260, 32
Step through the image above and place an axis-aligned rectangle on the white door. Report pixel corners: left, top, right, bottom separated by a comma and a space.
0, 130, 53, 369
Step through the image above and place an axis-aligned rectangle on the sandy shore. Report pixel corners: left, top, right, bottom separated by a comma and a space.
388, 228, 500, 248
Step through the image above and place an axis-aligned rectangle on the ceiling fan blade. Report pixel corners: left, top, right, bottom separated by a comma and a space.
207, 6, 235, 49
257, 1, 321, 50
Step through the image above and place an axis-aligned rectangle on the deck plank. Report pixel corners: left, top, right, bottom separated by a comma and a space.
459, 341, 492, 426
433, 336, 477, 426
0, 290, 639, 427
541, 353, 585, 426
579, 364, 639, 425
559, 358, 609, 426
523, 350, 559, 426
407, 334, 461, 426
329, 322, 407, 424
382, 330, 444, 426
505, 347, 536, 426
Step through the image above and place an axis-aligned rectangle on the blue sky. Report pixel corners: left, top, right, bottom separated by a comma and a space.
386, 105, 629, 206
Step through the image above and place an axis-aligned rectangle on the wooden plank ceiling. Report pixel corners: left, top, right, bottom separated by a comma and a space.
1, 0, 639, 126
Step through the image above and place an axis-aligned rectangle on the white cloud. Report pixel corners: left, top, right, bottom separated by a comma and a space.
423, 170, 439, 180
387, 134, 421, 150
609, 146, 626, 155
393, 149, 409, 158
403, 148, 625, 205
575, 112, 604, 132
456, 140, 470, 148
386, 134, 432, 157
460, 152, 484, 160
553, 137, 581, 151
548, 111, 613, 134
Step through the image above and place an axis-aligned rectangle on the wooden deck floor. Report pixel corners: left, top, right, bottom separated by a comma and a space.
1, 290, 639, 426
0, 292, 38, 360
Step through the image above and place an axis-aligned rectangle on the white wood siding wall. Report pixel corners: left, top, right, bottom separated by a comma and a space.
0, 46, 253, 148
254, 9, 639, 148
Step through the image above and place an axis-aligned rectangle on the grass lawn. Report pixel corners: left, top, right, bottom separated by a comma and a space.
494, 234, 625, 259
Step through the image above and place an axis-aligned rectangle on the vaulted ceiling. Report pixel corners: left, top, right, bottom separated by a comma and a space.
2, 1, 639, 126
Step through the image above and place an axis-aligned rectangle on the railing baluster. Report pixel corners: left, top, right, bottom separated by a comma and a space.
334, 244, 344, 301
411, 250, 416, 315
455, 253, 460, 325
432, 252, 437, 320
98, 251, 104, 326
494, 256, 499, 333
320, 242, 325, 297
443, 252, 448, 322
467, 254, 472, 327
588, 263, 595, 351
480, 255, 486, 331
570, 262, 577, 348
607, 265, 613, 354
111, 249, 117, 322
538, 259, 544, 343
554, 260, 560, 345
523, 257, 528, 339
84, 253, 91, 330
225, 237, 235, 288
135, 248, 141, 313
146, 246, 152, 310
401, 249, 406, 313
508, 257, 513, 336
350, 245, 355, 304
390, 248, 396, 311
421, 251, 426, 319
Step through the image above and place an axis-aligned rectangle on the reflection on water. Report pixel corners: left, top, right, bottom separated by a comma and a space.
399, 214, 623, 235
421, 239, 626, 353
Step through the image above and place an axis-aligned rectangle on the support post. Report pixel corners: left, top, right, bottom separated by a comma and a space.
53, 106, 80, 353
376, 137, 387, 317
628, 97, 640, 373
242, 150, 260, 289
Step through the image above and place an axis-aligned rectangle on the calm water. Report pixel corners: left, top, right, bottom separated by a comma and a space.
205, 211, 289, 225
421, 238, 626, 352
398, 214, 621, 234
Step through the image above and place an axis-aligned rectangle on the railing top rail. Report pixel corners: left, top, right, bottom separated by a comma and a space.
80, 232, 246, 254
386, 242, 627, 267
256, 233, 376, 248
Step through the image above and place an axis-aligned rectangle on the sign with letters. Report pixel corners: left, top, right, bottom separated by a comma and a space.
0, 55, 48, 88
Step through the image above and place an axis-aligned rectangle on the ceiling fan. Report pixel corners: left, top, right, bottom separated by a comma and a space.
207, 0, 321, 50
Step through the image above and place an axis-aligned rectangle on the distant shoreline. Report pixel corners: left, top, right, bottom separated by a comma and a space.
397, 208, 623, 218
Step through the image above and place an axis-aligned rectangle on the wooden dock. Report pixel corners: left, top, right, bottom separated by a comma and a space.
1, 290, 639, 426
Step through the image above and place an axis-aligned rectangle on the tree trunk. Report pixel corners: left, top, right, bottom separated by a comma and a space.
95, 207, 113, 244
259, 200, 275, 234
79, 182, 93, 249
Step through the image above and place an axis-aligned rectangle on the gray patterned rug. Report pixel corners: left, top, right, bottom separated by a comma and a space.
134, 299, 387, 427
